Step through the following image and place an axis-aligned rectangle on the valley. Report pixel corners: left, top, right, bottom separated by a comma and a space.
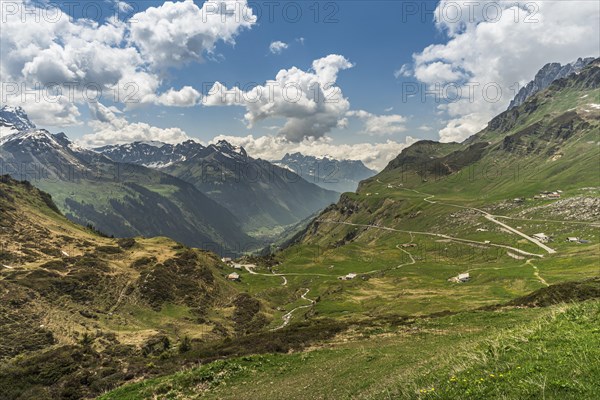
0, 49, 598, 400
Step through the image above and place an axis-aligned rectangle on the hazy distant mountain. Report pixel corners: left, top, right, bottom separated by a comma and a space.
0, 108, 252, 253
508, 57, 595, 109
273, 152, 377, 193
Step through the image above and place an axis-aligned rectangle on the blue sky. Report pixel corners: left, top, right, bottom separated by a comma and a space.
67, 1, 444, 143
3, 0, 599, 168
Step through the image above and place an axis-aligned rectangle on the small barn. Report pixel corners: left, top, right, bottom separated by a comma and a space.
339, 273, 358, 281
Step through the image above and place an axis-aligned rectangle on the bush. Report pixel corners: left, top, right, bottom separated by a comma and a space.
95, 246, 122, 255
116, 238, 136, 250
179, 336, 192, 354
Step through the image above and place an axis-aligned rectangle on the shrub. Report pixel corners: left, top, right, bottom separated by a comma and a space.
179, 336, 192, 353
116, 238, 136, 250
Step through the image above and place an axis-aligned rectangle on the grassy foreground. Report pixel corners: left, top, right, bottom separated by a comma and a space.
100, 299, 600, 399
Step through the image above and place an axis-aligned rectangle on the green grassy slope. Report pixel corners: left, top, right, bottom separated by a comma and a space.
0, 176, 272, 399
100, 298, 600, 400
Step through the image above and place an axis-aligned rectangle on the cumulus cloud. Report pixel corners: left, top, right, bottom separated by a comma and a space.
269, 41, 289, 54
0, 0, 257, 126
80, 102, 190, 146
206, 134, 418, 171
129, 0, 257, 69
346, 110, 407, 136
408, 0, 600, 142
203, 54, 354, 141
155, 86, 201, 107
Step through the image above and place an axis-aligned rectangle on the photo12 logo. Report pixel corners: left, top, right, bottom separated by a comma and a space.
400, 1, 540, 24
0, 1, 341, 24
401, 81, 522, 104
1, 82, 141, 105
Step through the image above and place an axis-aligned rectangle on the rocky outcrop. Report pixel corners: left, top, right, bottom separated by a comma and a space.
508, 57, 595, 110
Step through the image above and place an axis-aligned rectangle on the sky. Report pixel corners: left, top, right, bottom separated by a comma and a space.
1, 0, 599, 169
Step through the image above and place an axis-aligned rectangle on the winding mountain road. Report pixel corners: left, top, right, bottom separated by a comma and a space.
396, 187, 557, 255
317, 219, 544, 258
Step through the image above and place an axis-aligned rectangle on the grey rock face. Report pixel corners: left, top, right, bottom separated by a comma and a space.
508, 57, 595, 110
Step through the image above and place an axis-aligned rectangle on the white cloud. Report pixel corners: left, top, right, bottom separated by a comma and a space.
129, 0, 257, 69
207, 134, 418, 170
394, 64, 412, 79
346, 110, 408, 136
9, 97, 82, 127
0, 0, 257, 126
203, 54, 354, 141
80, 102, 190, 146
269, 41, 289, 54
408, 0, 600, 142
155, 86, 201, 107
111, 0, 133, 13
414, 61, 465, 84
384, 107, 394, 112
418, 125, 432, 132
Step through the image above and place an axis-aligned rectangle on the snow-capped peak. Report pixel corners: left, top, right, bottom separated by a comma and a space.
135, 140, 168, 148
0, 105, 36, 132
0, 129, 73, 152
212, 140, 247, 158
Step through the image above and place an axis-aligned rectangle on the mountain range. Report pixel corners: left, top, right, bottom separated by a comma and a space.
0, 116, 252, 254
95, 140, 207, 169
272, 152, 377, 193
96, 140, 341, 234
0, 108, 343, 251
